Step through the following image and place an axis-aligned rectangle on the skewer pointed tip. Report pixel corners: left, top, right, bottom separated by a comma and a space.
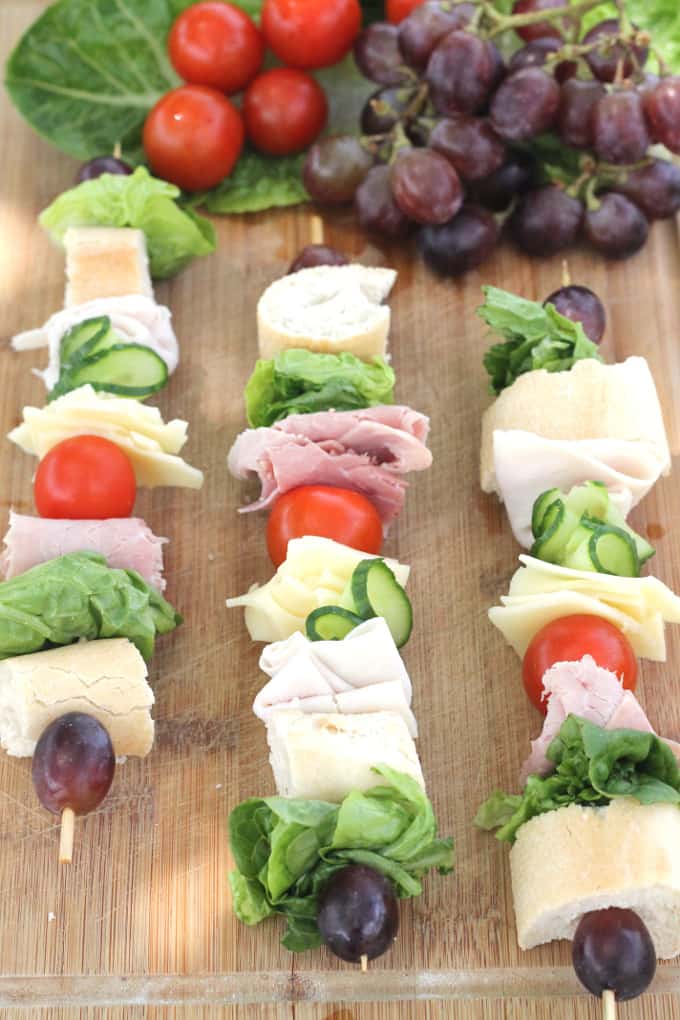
59, 807, 75, 865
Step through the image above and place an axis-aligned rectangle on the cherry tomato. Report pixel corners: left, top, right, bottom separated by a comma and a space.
386, 0, 426, 23
522, 615, 638, 714
261, 0, 362, 70
243, 69, 328, 156
34, 436, 137, 520
266, 486, 383, 567
143, 85, 244, 191
168, 2, 264, 94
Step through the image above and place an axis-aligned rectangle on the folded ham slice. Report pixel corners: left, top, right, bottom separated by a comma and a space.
520, 655, 680, 783
0, 512, 167, 591
254, 617, 416, 736
227, 406, 432, 524
11, 294, 179, 390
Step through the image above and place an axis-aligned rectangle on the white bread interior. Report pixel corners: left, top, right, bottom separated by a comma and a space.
64, 226, 153, 306
510, 799, 680, 958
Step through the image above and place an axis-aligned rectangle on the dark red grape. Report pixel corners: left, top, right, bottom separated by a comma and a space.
317, 865, 399, 963
289, 245, 349, 273
573, 909, 656, 1001
391, 148, 463, 225
592, 90, 650, 165
430, 115, 506, 181
32, 713, 115, 816
544, 285, 606, 342
583, 19, 648, 84
355, 164, 412, 237
510, 185, 584, 256
584, 192, 649, 257
511, 0, 572, 42
614, 159, 680, 220
487, 41, 507, 90
508, 38, 576, 81
490, 68, 561, 142
77, 156, 133, 183
398, 1, 475, 70
361, 86, 414, 135
354, 23, 410, 86
425, 31, 496, 116
468, 152, 537, 211
418, 204, 499, 275
557, 78, 606, 149
303, 135, 373, 204
643, 77, 680, 155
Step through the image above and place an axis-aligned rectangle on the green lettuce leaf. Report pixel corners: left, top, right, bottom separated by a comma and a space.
479, 285, 602, 395
39, 166, 215, 278
0, 551, 180, 660
475, 715, 680, 843
228, 765, 454, 952
245, 349, 396, 428
200, 151, 308, 215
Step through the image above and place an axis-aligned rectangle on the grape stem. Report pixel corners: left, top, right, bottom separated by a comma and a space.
484, 0, 603, 38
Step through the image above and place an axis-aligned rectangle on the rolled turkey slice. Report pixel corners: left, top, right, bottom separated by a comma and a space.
254, 618, 416, 736
0, 638, 154, 758
266, 709, 424, 801
0, 512, 167, 590
11, 293, 179, 391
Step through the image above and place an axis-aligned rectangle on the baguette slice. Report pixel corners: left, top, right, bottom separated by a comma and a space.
510, 799, 680, 958
64, 227, 153, 306
0, 638, 154, 758
266, 709, 424, 801
257, 265, 397, 360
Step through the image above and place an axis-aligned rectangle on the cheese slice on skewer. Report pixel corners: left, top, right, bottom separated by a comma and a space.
266, 709, 424, 801
0, 638, 154, 758
8, 385, 203, 489
64, 227, 153, 306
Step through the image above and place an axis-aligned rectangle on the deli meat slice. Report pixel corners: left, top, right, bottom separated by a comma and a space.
1, 512, 167, 591
520, 655, 680, 784
227, 406, 432, 523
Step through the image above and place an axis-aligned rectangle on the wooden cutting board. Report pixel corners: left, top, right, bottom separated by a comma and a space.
2, 2, 680, 1017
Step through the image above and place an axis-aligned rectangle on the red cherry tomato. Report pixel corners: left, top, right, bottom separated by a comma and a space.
34, 436, 137, 520
243, 69, 328, 156
261, 0, 362, 70
386, 0, 426, 23
143, 85, 244, 191
266, 486, 383, 567
522, 615, 638, 714
168, 1, 264, 94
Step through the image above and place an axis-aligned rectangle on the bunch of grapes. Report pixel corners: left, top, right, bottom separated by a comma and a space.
303, 0, 680, 276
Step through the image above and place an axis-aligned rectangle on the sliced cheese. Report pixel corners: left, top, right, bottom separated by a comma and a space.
227, 536, 410, 643
489, 555, 680, 660
510, 800, 680, 958
0, 638, 154, 758
8, 385, 203, 489
64, 227, 153, 307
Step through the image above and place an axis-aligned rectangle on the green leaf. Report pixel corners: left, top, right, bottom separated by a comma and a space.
201, 151, 308, 215
245, 349, 396, 428
229, 872, 273, 926
39, 166, 216, 279
479, 286, 603, 395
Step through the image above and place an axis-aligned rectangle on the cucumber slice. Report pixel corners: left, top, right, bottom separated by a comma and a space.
306, 606, 364, 641
531, 488, 561, 538
65, 344, 169, 397
603, 502, 655, 565
350, 558, 413, 648
564, 481, 609, 521
589, 525, 640, 577
530, 499, 579, 564
60, 316, 111, 364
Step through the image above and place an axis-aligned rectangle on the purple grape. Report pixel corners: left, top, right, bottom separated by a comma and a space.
557, 78, 606, 149
429, 115, 506, 181
426, 31, 496, 116
509, 38, 576, 81
584, 19, 648, 84
468, 152, 537, 211
289, 246, 349, 273
512, 0, 573, 42
544, 285, 606, 342
317, 865, 399, 963
490, 68, 561, 142
584, 192, 649, 258
354, 23, 410, 86
592, 90, 650, 165
76, 156, 132, 183
303, 135, 373, 204
398, 1, 475, 70
510, 185, 584, 256
355, 165, 412, 237
360, 86, 415, 135
643, 77, 680, 155
418, 204, 499, 275
391, 148, 463, 225
32, 713, 115, 816
614, 159, 680, 220
573, 909, 656, 1002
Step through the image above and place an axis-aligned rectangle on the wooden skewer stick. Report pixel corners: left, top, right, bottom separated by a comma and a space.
360, 954, 368, 973
310, 214, 325, 247
59, 807, 75, 865
562, 259, 572, 288
113, 141, 122, 161
602, 990, 617, 1020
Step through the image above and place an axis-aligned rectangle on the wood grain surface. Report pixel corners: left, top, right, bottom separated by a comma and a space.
2, 1, 680, 1016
